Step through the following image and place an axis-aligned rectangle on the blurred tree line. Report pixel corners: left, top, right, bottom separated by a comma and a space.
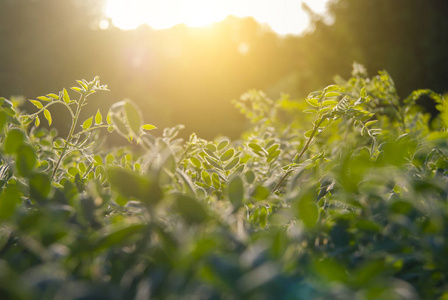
1, 0, 447, 140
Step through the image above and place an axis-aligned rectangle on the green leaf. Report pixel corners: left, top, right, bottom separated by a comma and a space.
0, 185, 21, 220
29, 173, 51, 202
318, 107, 333, 115
201, 170, 212, 186
205, 156, 223, 170
324, 84, 339, 92
29, 100, 43, 109
38, 96, 51, 102
112, 115, 130, 137
0, 111, 7, 133
306, 98, 320, 107
195, 182, 209, 189
248, 143, 265, 153
204, 149, 219, 160
95, 224, 146, 252
212, 173, 221, 189
365, 120, 378, 127
46, 93, 59, 100
124, 100, 142, 134
206, 144, 217, 152
295, 190, 319, 228
245, 170, 256, 184
252, 185, 270, 200
322, 100, 339, 106
220, 148, 235, 162
68, 167, 80, 177
78, 162, 86, 173
4, 129, 25, 154
44, 109, 52, 126
228, 176, 244, 208
82, 117, 93, 130
175, 194, 208, 224
304, 130, 314, 138
360, 86, 367, 98
190, 157, 202, 168
35, 115, 40, 127
16, 144, 37, 177
95, 109, 103, 125
107, 166, 162, 205
324, 92, 341, 97
142, 124, 156, 131
71, 87, 82, 93
62, 88, 70, 103
304, 109, 318, 114
217, 140, 229, 151
106, 154, 115, 165
95, 165, 106, 180
267, 144, 280, 155
107, 112, 112, 125
259, 206, 268, 227
224, 157, 240, 170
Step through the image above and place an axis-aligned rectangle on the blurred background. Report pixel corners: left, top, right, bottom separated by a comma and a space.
1, 0, 447, 140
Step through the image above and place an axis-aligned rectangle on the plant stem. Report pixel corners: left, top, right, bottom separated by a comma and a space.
272, 116, 327, 194
51, 93, 87, 181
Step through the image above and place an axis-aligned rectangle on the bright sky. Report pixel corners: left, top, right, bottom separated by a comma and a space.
103, 0, 330, 35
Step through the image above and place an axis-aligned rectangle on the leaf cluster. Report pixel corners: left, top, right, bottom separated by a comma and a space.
1, 67, 448, 299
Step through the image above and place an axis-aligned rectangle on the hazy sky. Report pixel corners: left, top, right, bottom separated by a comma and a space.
103, 0, 331, 35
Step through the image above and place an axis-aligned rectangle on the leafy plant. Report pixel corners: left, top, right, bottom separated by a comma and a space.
1, 66, 448, 299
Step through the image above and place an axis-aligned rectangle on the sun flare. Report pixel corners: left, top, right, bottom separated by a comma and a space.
104, 0, 229, 30
103, 0, 330, 35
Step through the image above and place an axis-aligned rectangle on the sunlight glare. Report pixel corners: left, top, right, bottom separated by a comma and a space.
104, 0, 330, 35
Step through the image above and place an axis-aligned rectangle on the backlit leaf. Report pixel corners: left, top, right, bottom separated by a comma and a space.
62, 88, 70, 103
220, 148, 235, 162
324, 92, 341, 97
201, 170, 211, 186
112, 115, 130, 137
205, 156, 223, 170
306, 98, 320, 107
107, 166, 162, 205
224, 157, 240, 170
29, 173, 51, 202
16, 144, 37, 177
44, 109, 52, 125
360, 86, 367, 98
190, 157, 202, 168
142, 124, 156, 131
95, 109, 103, 125
38, 96, 51, 102
175, 194, 208, 224
217, 140, 229, 150
82, 116, 93, 130
322, 100, 339, 106
365, 120, 378, 127
29, 100, 43, 109
0, 185, 21, 220
249, 143, 264, 153
124, 100, 142, 134
4, 129, 25, 154
46, 93, 59, 100
228, 176, 244, 208
211, 173, 221, 189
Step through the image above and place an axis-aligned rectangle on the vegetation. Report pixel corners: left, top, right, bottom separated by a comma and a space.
1, 65, 448, 299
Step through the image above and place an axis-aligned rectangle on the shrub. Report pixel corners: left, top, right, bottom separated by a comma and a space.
1, 65, 448, 299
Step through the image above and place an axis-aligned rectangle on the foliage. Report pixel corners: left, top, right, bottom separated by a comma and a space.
1, 67, 448, 299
